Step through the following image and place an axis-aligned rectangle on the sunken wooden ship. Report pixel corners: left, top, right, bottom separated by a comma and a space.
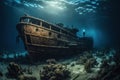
16, 15, 93, 58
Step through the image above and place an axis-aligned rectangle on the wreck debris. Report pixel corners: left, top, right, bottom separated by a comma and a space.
40, 59, 71, 80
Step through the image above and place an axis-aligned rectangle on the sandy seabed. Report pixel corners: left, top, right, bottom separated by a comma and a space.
0, 48, 118, 80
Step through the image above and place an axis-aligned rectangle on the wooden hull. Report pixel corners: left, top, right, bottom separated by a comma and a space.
16, 16, 93, 59
27, 44, 81, 60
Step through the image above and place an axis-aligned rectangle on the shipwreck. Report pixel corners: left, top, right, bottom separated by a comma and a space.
16, 15, 93, 59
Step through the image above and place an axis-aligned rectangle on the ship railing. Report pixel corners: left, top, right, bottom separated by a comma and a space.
19, 15, 78, 39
